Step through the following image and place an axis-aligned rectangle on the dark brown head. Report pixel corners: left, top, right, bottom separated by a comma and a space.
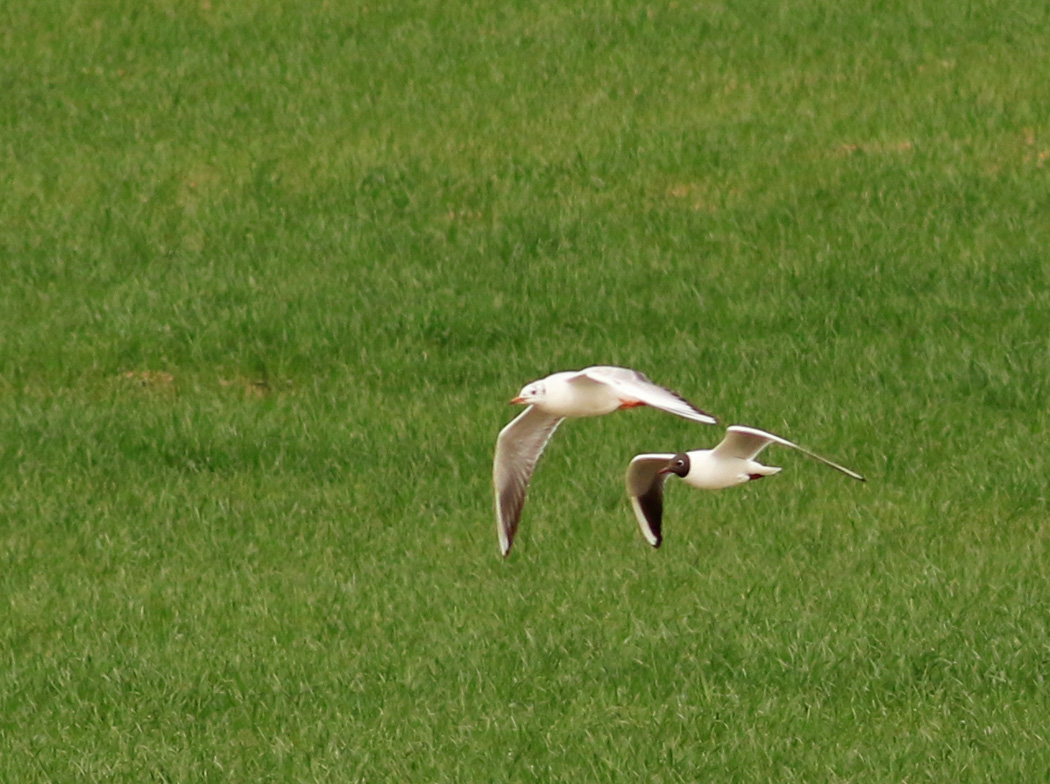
658, 453, 691, 478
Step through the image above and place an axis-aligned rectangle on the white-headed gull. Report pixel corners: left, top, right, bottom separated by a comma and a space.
626, 424, 865, 548
494, 366, 717, 556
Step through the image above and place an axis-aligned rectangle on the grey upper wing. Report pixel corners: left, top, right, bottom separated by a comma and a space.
711, 426, 778, 461
717, 425, 866, 481
578, 366, 717, 425
625, 453, 676, 548
493, 406, 564, 556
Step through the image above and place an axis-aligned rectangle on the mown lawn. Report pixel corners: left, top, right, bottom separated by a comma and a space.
2, 1, 1049, 781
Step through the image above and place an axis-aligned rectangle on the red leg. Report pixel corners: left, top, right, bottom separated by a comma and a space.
618, 400, 647, 409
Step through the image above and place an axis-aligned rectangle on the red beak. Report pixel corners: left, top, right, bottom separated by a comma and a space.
510, 396, 526, 405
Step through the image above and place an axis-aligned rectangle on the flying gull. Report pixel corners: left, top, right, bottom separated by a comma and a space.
626, 425, 865, 548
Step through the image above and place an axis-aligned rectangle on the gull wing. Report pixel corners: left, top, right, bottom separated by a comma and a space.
577, 366, 717, 425
625, 453, 676, 548
715, 425, 866, 481
493, 406, 564, 556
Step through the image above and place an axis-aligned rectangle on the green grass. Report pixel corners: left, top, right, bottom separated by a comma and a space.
3, 0, 1050, 780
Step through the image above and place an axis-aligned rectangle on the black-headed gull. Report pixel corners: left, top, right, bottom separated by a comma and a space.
494, 366, 717, 556
626, 425, 865, 548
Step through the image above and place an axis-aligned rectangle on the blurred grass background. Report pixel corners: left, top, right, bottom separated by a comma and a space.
2, 0, 1050, 781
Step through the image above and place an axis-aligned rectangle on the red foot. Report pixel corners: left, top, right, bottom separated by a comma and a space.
748, 473, 767, 481
619, 400, 647, 409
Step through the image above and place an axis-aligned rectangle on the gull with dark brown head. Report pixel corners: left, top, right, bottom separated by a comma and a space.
494, 366, 717, 556
626, 425, 865, 548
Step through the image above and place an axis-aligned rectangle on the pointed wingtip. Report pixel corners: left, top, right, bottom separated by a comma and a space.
498, 533, 512, 557
497, 522, 512, 557
835, 463, 866, 482
697, 406, 719, 424
690, 410, 718, 425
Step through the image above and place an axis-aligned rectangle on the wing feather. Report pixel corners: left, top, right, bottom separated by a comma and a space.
625, 453, 676, 547
718, 425, 866, 481
493, 406, 564, 556
578, 366, 717, 425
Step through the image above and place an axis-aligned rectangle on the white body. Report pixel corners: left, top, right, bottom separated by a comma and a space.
519, 370, 626, 418
511, 366, 717, 423
677, 449, 782, 490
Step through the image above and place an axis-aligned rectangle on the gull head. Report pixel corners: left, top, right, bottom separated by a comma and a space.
510, 381, 545, 406
658, 453, 691, 478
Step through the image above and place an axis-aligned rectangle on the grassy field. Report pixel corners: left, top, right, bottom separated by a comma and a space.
3, 0, 1050, 780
